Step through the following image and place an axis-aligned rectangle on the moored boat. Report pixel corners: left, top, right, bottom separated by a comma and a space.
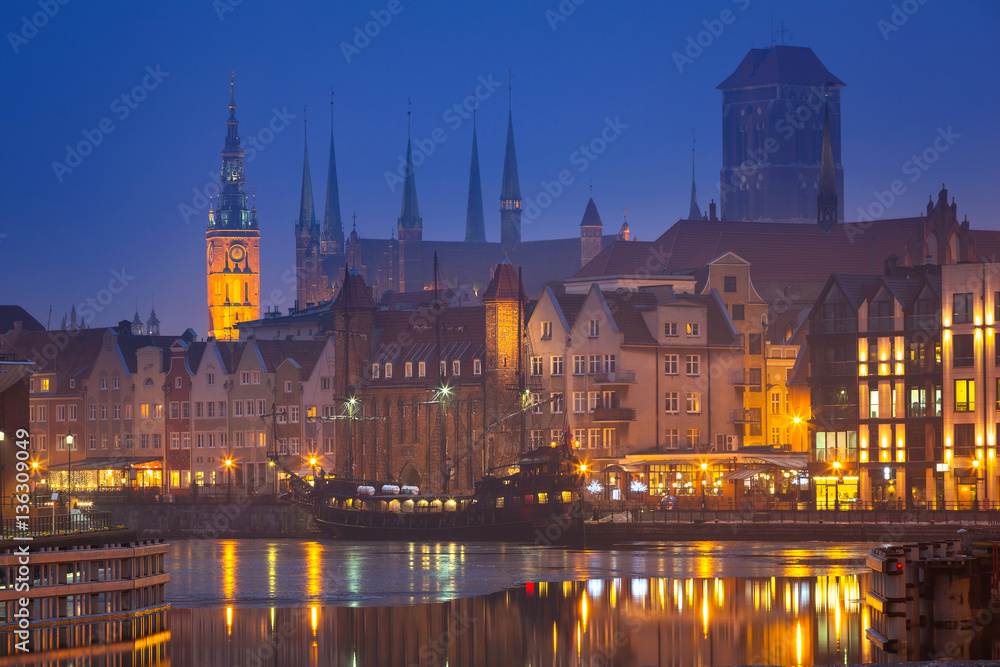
275, 444, 586, 543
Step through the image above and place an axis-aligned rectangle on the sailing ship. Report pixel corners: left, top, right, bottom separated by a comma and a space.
273, 441, 586, 542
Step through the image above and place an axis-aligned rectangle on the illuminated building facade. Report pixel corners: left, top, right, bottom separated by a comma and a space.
206, 75, 260, 340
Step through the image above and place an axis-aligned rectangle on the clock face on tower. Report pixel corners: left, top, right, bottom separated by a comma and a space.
228, 244, 246, 263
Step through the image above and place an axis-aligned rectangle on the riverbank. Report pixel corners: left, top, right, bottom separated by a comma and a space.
98, 499, 1000, 544
579, 520, 995, 546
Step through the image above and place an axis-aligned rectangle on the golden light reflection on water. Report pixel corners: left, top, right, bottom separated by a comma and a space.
221, 540, 236, 600
304, 541, 322, 599
266, 542, 278, 597
172, 573, 872, 667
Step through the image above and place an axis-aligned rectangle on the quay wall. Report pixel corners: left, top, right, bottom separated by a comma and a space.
581, 521, 995, 545
96, 500, 320, 539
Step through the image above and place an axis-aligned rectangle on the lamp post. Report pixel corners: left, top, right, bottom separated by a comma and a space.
225, 458, 233, 503
973, 458, 981, 511
700, 462, 708, 511
0, 431, 5, 524
832, 461, 842, 513
309, 457, 317, 485
65, 434, 74, 510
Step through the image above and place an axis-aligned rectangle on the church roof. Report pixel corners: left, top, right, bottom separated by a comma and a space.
584, 217, 933, 284
399, 138, 422, 231
718, 45, 844, 90
572, 240, 657, 279
580, 197, 602, 228
500, 109, 521, 202
0, 305, 44, 334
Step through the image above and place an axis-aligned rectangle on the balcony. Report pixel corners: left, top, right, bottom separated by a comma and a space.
592, 370, 636, 384
730, 370, 761, 390
592, 407, 635, 422
813, 318, 856, 334
732, 409, 761, 424
867, 316, 896, 332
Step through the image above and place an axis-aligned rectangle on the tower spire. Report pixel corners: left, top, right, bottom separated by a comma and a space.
215, 70, 249, 230
500, 72, 522, 248
297, 106, 317, 237
398, 100, 422, 239
817, 96, 838, 233
323, 88, 344, 253
688, 132, 702, 220
465, 104, 486, 242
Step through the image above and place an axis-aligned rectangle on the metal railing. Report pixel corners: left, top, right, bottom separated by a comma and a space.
592, 370, 636, 384
1, 511, 113, 538
592, 407, 635, 421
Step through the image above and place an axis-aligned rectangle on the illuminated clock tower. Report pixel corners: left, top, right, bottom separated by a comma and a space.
206, 73, 260, 340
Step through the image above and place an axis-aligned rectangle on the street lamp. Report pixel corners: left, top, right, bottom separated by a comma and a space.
700, 462, 708, 510
973, 458, 981, 511
65, 434, 74, 510
225, 458, 233, 503
832, 461, 842, 512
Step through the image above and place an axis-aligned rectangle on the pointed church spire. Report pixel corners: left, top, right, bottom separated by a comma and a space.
398, 98, 422, 240
298, 107, 317, 237
688, 135, 702, 220
465, 108, 486, 242
215, 70, 250, 230
500, 72, 522, 248
817, 98, 838, 233
323, 89, 345, 254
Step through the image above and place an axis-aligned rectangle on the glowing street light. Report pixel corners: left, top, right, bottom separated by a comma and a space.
225, 458, 233, 503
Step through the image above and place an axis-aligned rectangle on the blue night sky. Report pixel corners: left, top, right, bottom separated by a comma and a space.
2, 0, 997, 333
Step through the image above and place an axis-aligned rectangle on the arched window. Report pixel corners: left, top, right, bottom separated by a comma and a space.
143, 378, 154, 387
948, 234, 960, 264
761, 313, 769, 330
926, 234, 939, 265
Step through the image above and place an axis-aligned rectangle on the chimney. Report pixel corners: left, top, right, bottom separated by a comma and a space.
709, 200, 718, 221
884, 254, 899, 276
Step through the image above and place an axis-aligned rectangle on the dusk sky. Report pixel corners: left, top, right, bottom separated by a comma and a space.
2, 0, 997, 332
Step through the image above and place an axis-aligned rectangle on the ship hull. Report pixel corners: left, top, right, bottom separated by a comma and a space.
304, 501, 582, 544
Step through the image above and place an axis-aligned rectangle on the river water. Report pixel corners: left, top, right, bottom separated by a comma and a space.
164, 539, 873, 666
14, 539, 885, 666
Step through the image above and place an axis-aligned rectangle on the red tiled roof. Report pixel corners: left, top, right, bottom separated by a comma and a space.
605, 218, 931, 284
254, 339, 328, 377
482, 261, 526, 302
571, 241, 655, 279
332, 270, 378, 310
371, 308, 486, 382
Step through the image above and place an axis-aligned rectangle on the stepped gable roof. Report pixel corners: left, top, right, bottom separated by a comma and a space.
254, 339, 327, 377
0, 306, 44, 334
606, 218, 929, 284
718, 45, 844, 90
572, 240, 655, 279
370, 307, 486, 377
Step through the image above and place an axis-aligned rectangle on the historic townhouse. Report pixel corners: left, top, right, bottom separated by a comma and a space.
226, 342, 269, 491
190, 340, 241, 490
299, 340, 337, 477
525, 282, 743, 462
164, 340, 195, 492
131, 345, 167, 488
697, 253, 770, 448
940, 261, 1000, 508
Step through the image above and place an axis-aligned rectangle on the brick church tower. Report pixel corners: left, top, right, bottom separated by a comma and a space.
718, 46, 845, 222
206, 73, 260, 340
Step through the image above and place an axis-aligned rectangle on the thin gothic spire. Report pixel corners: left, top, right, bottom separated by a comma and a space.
688, 132, 702, 220
817, 93, 838, 233
464, 102, 486, 242
398, 100, 421, 236
323, 87, 344, 252
298, 105, 317, 237
500, 71, 522, 248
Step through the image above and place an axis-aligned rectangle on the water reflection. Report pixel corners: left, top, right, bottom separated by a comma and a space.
160, 574, 869, 667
